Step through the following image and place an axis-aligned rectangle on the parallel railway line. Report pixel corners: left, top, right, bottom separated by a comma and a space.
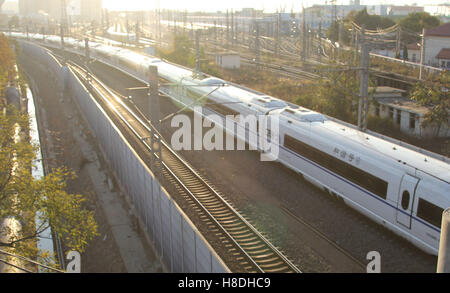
67, 61, 301, 273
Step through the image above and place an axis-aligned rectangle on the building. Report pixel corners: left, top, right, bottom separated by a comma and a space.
304, 3, 363, 29
215, 53, 240, 69
366, 5, 388, 16
78, 0, 102, 22
423, 22, 450, 67
424, 4, 450, 18
436, 48, 450, 69
407, 43, 421, 63
240, 8, 264, 18
370, 87, 450, 138
1, 1, 18, 14
18, 0, 101, 22
18, 0, 60, 20
387, 6, 424, 16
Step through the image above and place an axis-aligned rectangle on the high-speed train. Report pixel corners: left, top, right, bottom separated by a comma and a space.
10, 32, 450, 255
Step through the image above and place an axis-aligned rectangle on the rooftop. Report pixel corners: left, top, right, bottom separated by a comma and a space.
426, 22, 450, 38
370, 86, 406, 99
436, 48, 450, 59
407, 43, 421, 51
376, 97, 430, 115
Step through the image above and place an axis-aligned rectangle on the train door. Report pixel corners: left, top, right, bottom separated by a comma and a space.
396, 174, 420, 229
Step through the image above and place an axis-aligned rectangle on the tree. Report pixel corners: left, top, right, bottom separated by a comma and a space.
0, 34, 97, 268
294, 69, 362, 123
0, 34, 15, 98
158, 33, 195, 68
0, 105, 98, 267
402, 44, 408, 61
410, 71, 450, 137
399, 12, 441, 34
347, 8, 396, 30
326, 21, 350, 44
398, 12, 441, 45
327, 8, 395, 44
8, 16, 20, 31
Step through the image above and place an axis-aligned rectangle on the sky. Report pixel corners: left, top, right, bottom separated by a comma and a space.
102, 0, 449, 12
3, 0, 449, 13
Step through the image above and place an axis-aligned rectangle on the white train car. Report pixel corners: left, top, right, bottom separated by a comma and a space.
110, 46, 449, 256
10, 32, 450, 255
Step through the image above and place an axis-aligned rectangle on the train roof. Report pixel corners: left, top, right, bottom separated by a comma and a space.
10, 33, 449, 183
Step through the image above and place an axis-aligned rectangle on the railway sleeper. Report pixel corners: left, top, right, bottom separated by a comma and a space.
238, 240, 262, 247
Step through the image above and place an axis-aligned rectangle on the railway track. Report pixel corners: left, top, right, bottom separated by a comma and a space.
68, 61, 301, 273
240, 57, 320, 80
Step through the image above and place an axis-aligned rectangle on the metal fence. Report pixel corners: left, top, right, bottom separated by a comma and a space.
22, 41, 229, 273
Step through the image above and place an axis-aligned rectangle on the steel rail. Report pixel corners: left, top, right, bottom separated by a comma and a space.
68, 62, 300, 273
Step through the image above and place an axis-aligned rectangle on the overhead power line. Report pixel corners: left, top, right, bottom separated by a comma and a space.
0, 248, 65, 273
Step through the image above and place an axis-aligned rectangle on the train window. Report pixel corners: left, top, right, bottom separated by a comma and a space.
401, 191, 410, 210
417, 198, 443, 228
284, 135, 388, 199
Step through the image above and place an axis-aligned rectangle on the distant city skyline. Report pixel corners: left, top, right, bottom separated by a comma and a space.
103, 0, 449, 12
3, 0, 450, 13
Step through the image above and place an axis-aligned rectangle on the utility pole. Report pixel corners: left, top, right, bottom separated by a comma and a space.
338, 20, 343, 61
85, 38, 90, 63
84, 38, 91, 82
195, 30, 200, 72
231, 9, 235, 47
136, 20, 140, 44
302, 5, 307, 63
235, 13, 239, 45
149, 65, 160, 125
306, 25, 310, 59
105, 9, 110, 34
310, 25, 314, 58
437, 208, 450, 273
41, 26, 46, 41
183, 10, 187, 33
126, 12, 129, 44
275, 12, 280, 57
318, 21, 322, 63
61, 0, 68, 36
419, 28, 426, 80
214, 20, 217, 43
101, 9, 104, 31
148, 65, 162, 170
395, 27, 401, 59
226, 9, 230, 48
353, 24, 359, 65
332, 0, 337, 25
60, 22, 65, 50
60, 0, 67, 49
158, 9, 162, 46
358, 25, 370, 132
255, 22, 260, 68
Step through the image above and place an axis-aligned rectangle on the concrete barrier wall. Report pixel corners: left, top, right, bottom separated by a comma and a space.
21, 41, 229, 273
